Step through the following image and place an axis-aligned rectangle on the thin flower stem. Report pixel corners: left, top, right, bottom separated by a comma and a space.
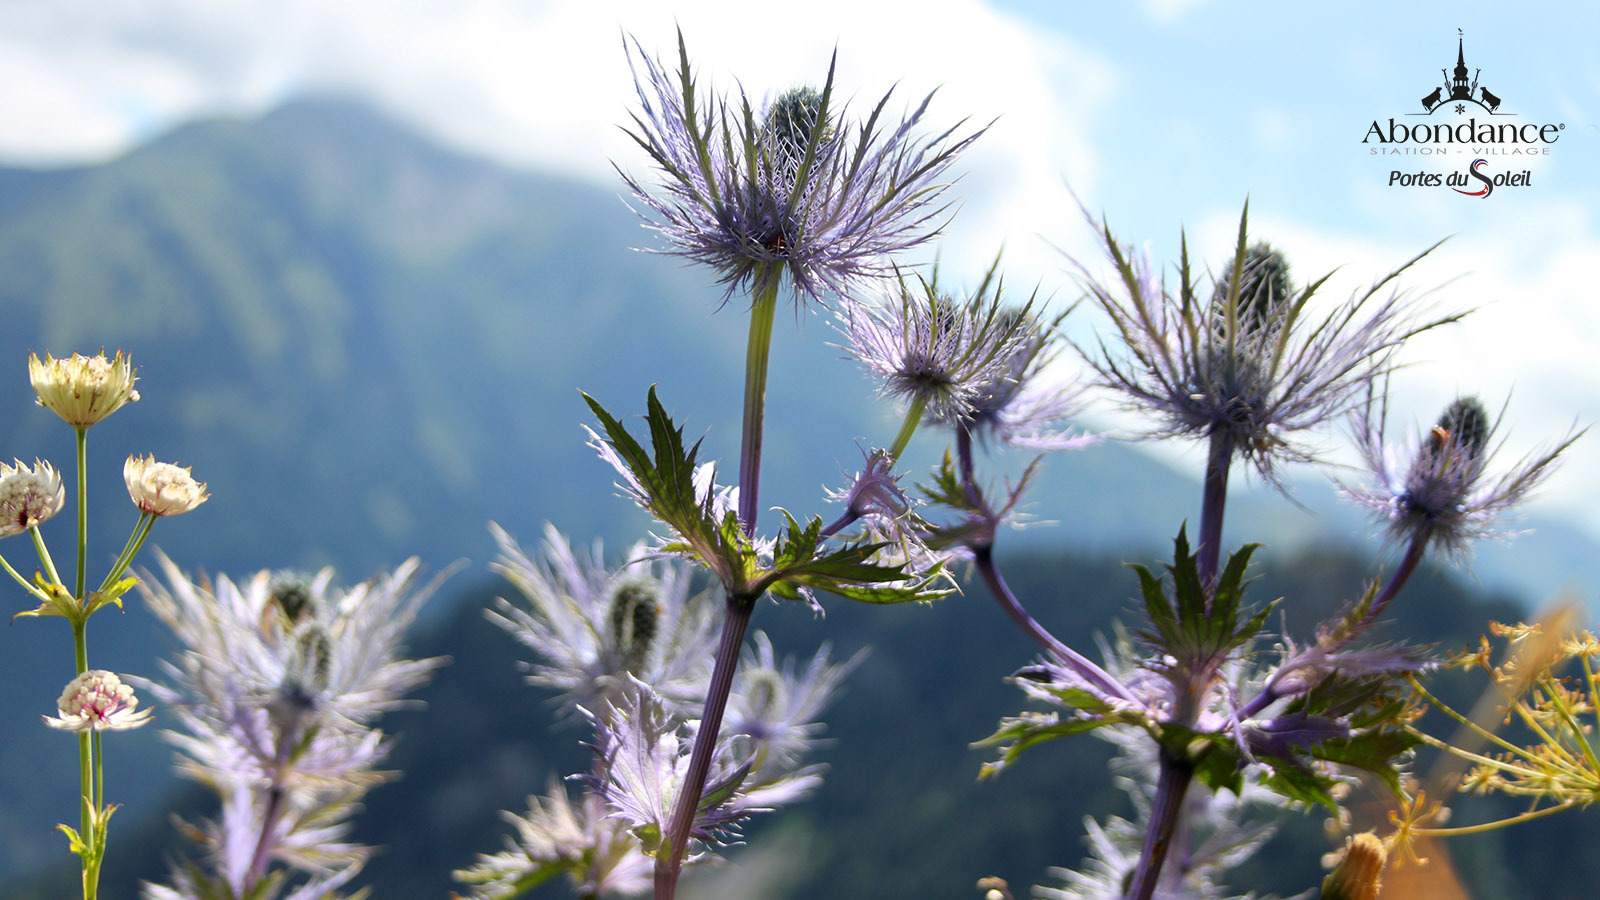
1197, 428, 1234, 592
1350, 531, 1428, 637
886, 396, 925, 465
1124, 754, 1194, 900
972, 546, 1139, 705
1407, 725, 1544, 780
656, 592, 756, 900
73, 619, 92, 899
1407, 676, 1533, 762
737, 281, 780, 536
31, 526, 63, 589
75, 426, 87, 600
0, 550, 50, 600
1412, 800, 1578, 837
248, 725, 300, 888
99, 513, 155, 593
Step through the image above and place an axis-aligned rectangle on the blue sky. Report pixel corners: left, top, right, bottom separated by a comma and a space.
2, 0, 1598, 539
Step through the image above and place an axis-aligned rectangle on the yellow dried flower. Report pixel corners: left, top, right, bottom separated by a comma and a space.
124, 455, 209, 517
1322, 832, 1386, 900
28, 350, 140, 428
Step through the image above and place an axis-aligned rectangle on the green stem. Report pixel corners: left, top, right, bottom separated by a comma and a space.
99, 513, 155, 593
885, 396, 925, 466
0, 550, 50, 600
1413, 801, 1577, 837
736, 281, 780, 536
73, 619, 92, 899
75, 426, 87, 600
31, 526, 63, 589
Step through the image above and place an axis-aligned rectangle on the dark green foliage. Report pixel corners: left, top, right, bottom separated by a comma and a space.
1132, 527, 1274, 683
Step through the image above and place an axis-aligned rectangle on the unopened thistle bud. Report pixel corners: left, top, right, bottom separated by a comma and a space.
1212, 242, 1293, 337
28, 350, 140, 428
0, 458, 64, 537
1321, 832, 1386, 900
763, 86, 827, 164
43, 669, 153, 732
270, 572, 315, 623
124, 455, 209, 517
1427, 397, 1491, 462
609, 580, 659, 674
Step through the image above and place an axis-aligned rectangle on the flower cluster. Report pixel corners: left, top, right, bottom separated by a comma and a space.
124, 455, 210, 518
29, 350, 140, 428
0, 458, 64, 537
44, 669, 152, 733
457, 526, 854, 898
138, 554, 445, 900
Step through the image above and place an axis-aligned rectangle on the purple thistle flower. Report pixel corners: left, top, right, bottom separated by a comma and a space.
965, 305, 1097, 452
590, 685, 822, 862
839, 262, 1040, 425
1074, 206, 1455, 482
1344, 388, 1580, 558
619, 30, 982, 308
136, 554, 446, 899
726, 633, 862, 775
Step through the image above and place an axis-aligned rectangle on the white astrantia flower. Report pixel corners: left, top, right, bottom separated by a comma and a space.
125, 455, 210, 517
29, 350, 140, 428
0, 458, 65, 537
44, 669, 153, 732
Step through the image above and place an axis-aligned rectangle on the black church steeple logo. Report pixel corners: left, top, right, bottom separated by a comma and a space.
1417, 31, 1507, 115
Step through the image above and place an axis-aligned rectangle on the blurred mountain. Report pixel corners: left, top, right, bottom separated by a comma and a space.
0, 96, 1594, 891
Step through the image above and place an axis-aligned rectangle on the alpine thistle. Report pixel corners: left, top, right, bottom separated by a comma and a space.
619, 29, 982, 307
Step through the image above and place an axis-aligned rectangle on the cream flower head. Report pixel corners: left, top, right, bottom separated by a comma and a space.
44, 669, 152, 732
0, 458, 65, 537
125, 455, 209, 517
28, 350, 140, 428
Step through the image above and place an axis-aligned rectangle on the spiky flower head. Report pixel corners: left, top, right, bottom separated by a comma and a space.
28, 350, 140, 428
0, 458, 64, 537
44, 669, 153, 732
1345, 390, 1578, 557
124, 454, 209, 517
1075, 205, 1453, 481
964, 304, 1095, 451
620, 30, 982, 307
487, 523, 717, 717
591, 685, 822, 861
841, 262, 1043, 427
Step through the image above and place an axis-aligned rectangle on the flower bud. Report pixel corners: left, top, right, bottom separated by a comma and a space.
609, 580, 660, 674
1428, 396, 1491, 462
1321, 832, 1386, 900
0, 458, 64, 537
762, 85, 826, 164
125, 455, 209, 517
44, 669, 153, 732
28, 350, 140, 428
1213, 242, 1293, 337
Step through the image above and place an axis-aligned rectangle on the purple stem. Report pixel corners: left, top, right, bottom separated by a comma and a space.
1124, 755, 1195, 900
956, 426, 1138, 705
1234, 530, 1430, 723
655, 593, 755, 900
972, 547, 1139, 706
1197, 429, 1235, 594
246, 727, 298, 888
